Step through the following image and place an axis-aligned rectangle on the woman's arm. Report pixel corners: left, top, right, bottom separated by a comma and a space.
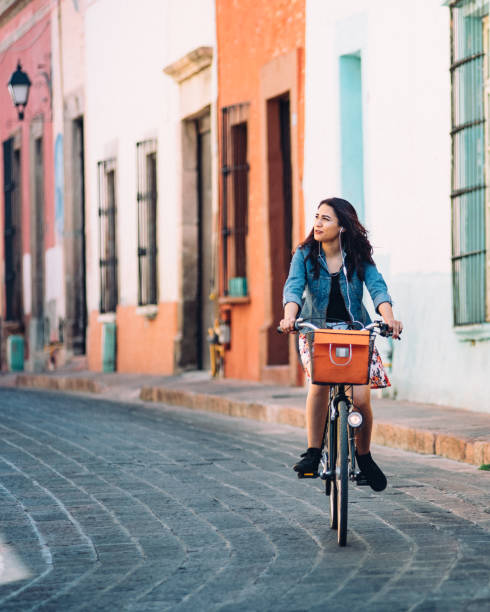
283, 248, 306, 310
281, 248, 306, 331
363, 262, 392, 315
378, 302, 403, 339
363, 263, 403, 337
280, 302, 300, 332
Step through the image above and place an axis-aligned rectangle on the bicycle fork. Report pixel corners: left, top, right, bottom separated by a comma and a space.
347, 414, 371, 487
321, 395, 369, 489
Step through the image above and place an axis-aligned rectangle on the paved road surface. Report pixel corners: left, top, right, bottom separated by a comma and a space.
0, 388, 488, 611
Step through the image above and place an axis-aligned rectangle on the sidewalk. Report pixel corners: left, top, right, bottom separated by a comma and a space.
3, 368, 490, 467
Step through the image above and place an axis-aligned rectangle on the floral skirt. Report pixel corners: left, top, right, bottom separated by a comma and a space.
298, 332, 391, 389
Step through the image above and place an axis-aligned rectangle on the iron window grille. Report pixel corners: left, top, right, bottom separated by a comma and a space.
98, 158, 118, 313
450, 0, 488, 325
220, 103, 250, 296
136, 139, 158, 306
3, 138, 23, 322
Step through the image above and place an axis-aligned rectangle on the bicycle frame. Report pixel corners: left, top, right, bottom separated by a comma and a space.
319, 382, 369, 546
277, 318, 394, 546
319, 386, 350, 475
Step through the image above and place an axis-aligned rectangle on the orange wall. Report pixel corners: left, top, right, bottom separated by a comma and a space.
87, 310, 102, 371
116, 303, 177, 374
217, 0, 305, 381
87, 303, 177, 374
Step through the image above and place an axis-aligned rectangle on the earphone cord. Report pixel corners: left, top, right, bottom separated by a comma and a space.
339, 231, 363, 327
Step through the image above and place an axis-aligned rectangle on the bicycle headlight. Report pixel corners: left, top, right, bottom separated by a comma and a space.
347, 411, 363, 428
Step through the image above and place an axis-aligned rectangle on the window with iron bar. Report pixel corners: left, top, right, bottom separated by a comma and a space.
136, 139, 158, 306
450, 0, 489, 325
3, 137, 23, 322
220, 103, 250, 296
98, 158, 118, 313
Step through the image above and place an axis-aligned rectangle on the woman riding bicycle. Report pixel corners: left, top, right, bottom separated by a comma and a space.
280, 197, 403, 492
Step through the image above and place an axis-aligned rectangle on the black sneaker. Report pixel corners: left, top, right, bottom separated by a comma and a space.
355, 451, 387, 492
293, 447, 321, 476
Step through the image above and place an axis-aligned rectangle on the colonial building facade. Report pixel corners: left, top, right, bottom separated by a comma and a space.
2, 0, 487, 414
0, 0, 87, 372
216, 0, 306, 385
84, 0, 217, 374
304, 0, 489, 412
1, 0, 56, 371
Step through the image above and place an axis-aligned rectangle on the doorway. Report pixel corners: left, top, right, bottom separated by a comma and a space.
27, 131, 46, 369
71, 117, 87, 353
197, 114, 213, 370
266, 93, 293, 366
179, 110, 213, 371
3, 138, 23, 324
32, 136, 45, 324
339, 53, 365, 222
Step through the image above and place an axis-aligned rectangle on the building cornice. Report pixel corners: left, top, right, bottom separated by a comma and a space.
0, 0, 31, 28
0, 0, 21, 17
163, 46, 213, 84
0, 1, 50, 53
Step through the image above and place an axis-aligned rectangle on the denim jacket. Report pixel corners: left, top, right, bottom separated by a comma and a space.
282, 246, 392, 325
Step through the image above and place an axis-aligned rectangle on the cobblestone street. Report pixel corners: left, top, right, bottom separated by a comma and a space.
0, 388, 488, 611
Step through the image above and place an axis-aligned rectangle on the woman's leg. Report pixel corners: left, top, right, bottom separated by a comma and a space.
293, 383, 330, 474
352, 384, 372, 455
305, 383, 330, 448
352, 384, 387, 491
306, 383, 373, 451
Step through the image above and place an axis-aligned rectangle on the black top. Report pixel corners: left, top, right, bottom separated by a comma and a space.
326, 272, 351, 323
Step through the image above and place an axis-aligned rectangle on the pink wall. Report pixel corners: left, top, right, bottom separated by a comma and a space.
0, 1, 54, 318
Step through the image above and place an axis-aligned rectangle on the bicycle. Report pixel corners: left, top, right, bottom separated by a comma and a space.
279, 319, 396, 547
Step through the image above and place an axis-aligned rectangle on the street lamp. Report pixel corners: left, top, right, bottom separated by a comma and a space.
8, 61, 31, 121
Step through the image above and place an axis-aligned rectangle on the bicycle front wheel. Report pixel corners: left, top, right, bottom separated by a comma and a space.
337, 400, 349, 546
329, 479, 338, 529
327, 402, 338, 530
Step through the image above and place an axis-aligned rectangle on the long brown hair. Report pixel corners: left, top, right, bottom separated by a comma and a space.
297, 197, 375, 281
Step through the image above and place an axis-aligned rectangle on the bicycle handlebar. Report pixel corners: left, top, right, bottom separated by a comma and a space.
276, 318, 400, 339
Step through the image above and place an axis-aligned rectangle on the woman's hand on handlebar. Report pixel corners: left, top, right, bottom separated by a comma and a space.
385, 318, 403, 340
281, 302, 300, 332
377, 302, 403, 340
279, 315, 297, 333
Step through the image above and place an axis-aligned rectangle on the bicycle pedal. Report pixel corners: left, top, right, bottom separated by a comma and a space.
355, 473, 369, 486
297, 472, 319, 479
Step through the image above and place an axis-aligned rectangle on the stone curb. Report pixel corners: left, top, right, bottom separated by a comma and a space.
15, 374, 103, 395
140, 386, 490, 467
371, 423, 489, 465
9, 375, 490, 467
139, 386, 307, 428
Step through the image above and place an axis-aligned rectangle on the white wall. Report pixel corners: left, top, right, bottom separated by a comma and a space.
305, 0, 490, 412
84, 0, 216, 312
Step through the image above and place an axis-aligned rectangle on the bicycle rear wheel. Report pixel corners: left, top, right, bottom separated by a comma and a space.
337, 400, 349, 546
